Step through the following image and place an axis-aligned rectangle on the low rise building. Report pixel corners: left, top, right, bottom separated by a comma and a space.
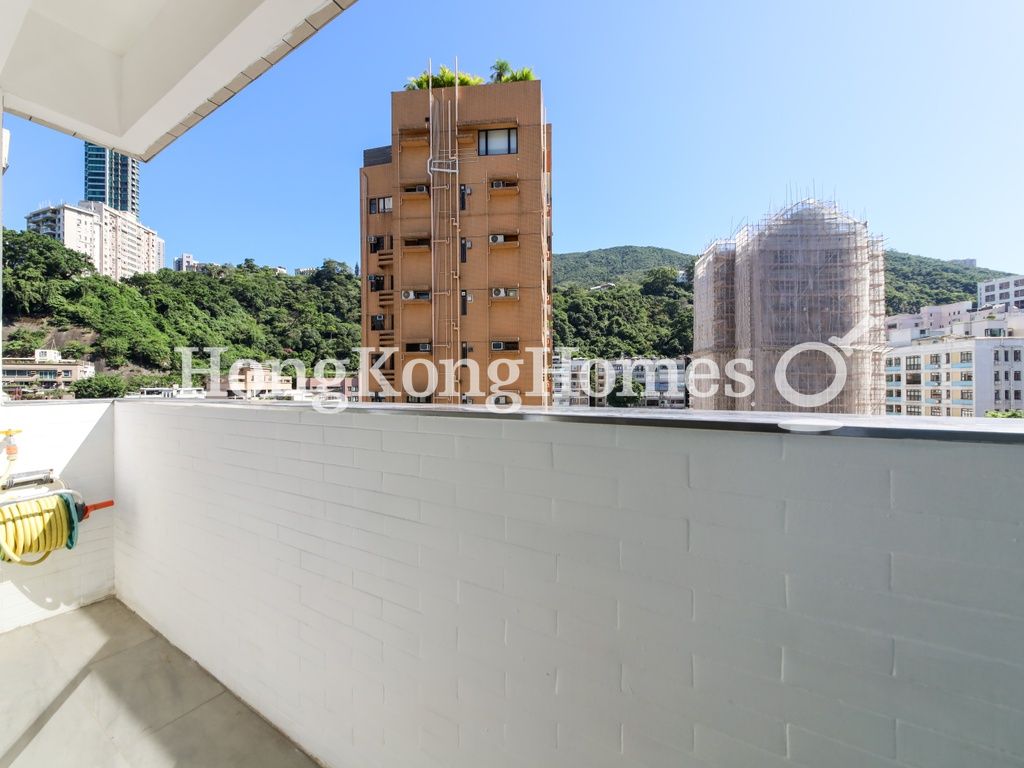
173, 253, 199, 272
885, 301, 1024, 416
884, 340, 1024, 417
551, 354, 591, 407
227, 365, 292, 399
2, 349, 95, 397
978, 274, 1024, 310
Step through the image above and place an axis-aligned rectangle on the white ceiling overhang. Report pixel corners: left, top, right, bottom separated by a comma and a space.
0, 0, 355, 161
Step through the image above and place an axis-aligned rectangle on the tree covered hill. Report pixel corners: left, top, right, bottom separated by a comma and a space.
553, 246, 696, 287
2, 229, 361, 373
884, 250, 1007, 314
1, 230, 1011, 385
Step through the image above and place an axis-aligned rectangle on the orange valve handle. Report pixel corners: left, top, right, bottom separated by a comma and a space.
82, 499, 115, 521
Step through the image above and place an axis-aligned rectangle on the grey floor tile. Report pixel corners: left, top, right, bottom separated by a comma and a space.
71, 635, 224, 747
0, 623, 80, 758
33, 598, 155, 675
4, 693, 131, 768
0, 600, 316, 768
120, 691, 318, 768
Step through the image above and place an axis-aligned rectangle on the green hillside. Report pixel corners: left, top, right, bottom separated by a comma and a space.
2, 229, 361, 377
553, 246, 696, 286
1, 230, 1012, 398
884, 250, 1007, 313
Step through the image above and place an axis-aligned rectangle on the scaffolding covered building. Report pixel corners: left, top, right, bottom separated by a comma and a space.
692, 199, 885, 414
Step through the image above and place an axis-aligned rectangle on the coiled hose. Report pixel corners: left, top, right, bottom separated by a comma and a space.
0, 492, 79, 566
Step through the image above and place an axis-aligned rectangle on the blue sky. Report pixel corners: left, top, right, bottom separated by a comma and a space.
3, 0, 1023, 272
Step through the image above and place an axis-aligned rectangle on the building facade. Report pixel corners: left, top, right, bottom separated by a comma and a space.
84, 142, 141, 216
2, 349, 95, 397
26, 201, 164, 279
885, 299, 1024, 416
886, 300, 974, 338
692, 200, 885, 414
978, 274, 1024, 310
360, 79, 553, 405
885, 339, 1024, 417
173, 253, 197, 272
551, 353, 591, 407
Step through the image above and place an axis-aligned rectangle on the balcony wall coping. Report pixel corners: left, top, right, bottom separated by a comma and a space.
5, 398, 1014, 445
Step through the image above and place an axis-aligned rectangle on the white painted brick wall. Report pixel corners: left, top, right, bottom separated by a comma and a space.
107, 402, 1024, 768
0, 402, 115, 632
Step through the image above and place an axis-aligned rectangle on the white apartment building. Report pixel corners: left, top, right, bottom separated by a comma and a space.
595, 357, 689, 408
978, 274, 1024, 309
26, 200, 164, 280
887, 301, 1024, 346
885, 302, 1024, 416
173, 252, 198, 272
886, 300, 974, 337
551, 354, 591, 407
551, 355, 689, 408
885, 339, 1024, 417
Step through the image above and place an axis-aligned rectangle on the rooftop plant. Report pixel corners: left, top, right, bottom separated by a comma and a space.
404, 60, 535, 90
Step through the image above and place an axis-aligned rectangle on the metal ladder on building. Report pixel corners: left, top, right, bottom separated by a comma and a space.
427, 68, 461, 403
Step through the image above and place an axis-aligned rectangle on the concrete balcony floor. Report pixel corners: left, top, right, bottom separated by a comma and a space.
0, 598, 316, 768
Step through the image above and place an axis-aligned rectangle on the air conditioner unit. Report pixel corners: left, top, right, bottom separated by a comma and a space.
491, 341, 506, 351
418, 343, 432, 352
494, 395, 512, 405
414, 184, 428, 193
489, 234, 505, 245
373, 314, 384, 322
491, 288, 507, 298
401, 290, 416, 300
367, 235, 379, 244
491, 180, 506, 189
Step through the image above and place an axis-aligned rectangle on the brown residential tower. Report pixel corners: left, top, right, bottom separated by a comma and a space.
360, 78, 553, 405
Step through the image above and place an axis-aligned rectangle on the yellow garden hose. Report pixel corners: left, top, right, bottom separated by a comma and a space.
0, 429, 113, 566
0, 494, 73, 566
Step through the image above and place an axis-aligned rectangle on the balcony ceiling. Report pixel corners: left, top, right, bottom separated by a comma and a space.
0, 0, 355, 161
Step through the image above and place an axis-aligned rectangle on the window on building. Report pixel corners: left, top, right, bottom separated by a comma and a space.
460, 238, 469, 264
478, 128, 518, 156
368, 196, 392, 214
460, 290, 468, 316
929, 354, 940, 366
1015, 390, 1022, 401
906, 405, 922, 416
961, 351, 973, 363
906, 356, 921, 371
1015, 350, 1022, 362
930, 407, 942, 417
962, 409, 974, 417
907, 390, 922, 402
459, 184, 468, 211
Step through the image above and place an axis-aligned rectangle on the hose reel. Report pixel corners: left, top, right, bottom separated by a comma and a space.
0, 429, 114, 566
